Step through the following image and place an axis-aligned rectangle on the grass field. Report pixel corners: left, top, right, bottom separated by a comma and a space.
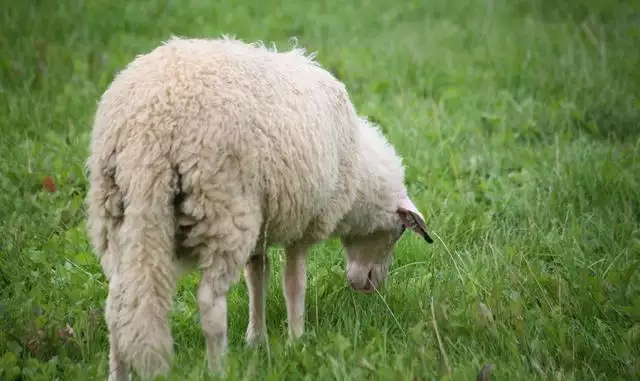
1, 0, 639, 380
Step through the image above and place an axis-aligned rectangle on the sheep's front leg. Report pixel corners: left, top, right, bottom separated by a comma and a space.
244, 246, 269, 345
283, 244, 308, 340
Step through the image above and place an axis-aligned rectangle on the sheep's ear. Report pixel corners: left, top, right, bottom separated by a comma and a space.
396, 196, 434, 244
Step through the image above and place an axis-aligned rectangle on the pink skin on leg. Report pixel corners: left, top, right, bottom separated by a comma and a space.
244, 248, 269, 345
283, 245, 308, 339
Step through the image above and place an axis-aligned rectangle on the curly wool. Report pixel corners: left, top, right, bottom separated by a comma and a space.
85, 35, 431, 381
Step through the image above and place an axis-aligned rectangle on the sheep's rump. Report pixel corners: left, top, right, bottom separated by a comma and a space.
87, 36, 360, 258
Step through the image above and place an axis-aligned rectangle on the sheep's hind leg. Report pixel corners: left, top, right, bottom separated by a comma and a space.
197, 270, 229, 374
195, 223, 261, 374
283, 244, 309, 341
244, 243, 269, 346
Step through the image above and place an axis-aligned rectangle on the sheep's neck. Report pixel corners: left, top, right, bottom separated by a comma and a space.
335, 153, 400, 238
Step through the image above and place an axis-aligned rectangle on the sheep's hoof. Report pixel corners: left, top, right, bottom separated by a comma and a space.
245, 329, 268, 347
206, 356, 226, 376
285, 335, 303, 351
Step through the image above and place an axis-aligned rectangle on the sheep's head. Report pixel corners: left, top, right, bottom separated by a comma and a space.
341, 195, 433, 293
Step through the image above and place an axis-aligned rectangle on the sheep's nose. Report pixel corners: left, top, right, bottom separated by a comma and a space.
348, 270, 374, 292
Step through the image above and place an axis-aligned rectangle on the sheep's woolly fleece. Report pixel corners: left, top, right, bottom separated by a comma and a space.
85, 35, 433, 381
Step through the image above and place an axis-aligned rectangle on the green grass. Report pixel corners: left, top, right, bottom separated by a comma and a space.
1, 0, 639, 380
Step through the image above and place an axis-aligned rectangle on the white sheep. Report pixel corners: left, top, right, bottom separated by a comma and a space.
85, 35, 434, 381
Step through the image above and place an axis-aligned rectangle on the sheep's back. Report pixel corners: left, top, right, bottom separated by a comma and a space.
91, 37, 360, 246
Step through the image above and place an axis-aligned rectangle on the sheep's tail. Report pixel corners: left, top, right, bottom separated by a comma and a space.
109, 150, 179, 380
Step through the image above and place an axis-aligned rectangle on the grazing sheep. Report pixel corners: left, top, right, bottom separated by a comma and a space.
85, 35, 434, 381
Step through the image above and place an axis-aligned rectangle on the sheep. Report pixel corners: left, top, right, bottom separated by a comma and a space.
85, 35, 434, 381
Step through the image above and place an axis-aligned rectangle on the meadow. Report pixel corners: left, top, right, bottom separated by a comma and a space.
1, 0, 639, 380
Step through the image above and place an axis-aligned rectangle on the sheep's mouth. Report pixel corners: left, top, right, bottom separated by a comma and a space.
365, 270, 375, 292
359, 269, 375, 293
